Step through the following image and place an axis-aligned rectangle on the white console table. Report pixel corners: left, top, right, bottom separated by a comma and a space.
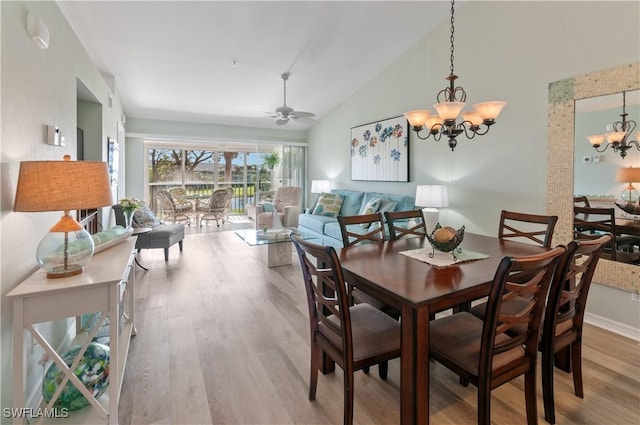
6, 239, 137, 425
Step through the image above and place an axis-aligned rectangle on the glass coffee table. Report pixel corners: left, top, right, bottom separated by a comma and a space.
235, 228, 316, 267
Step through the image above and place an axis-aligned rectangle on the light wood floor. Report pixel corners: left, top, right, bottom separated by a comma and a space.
119, 229, 640, 425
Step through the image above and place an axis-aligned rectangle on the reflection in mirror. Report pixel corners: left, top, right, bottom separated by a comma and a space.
574, 90, 640, 266
548, 63, 640, 292
574, 90, 640, 201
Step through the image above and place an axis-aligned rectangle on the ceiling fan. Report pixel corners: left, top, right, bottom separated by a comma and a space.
268, 72, 315, 126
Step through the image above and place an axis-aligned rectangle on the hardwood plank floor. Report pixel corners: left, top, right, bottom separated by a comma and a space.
119, 229, 640, 424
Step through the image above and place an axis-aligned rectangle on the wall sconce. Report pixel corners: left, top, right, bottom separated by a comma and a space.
27, 12, 50, 49
415, 185, 449, 232
14, 156, 113, 278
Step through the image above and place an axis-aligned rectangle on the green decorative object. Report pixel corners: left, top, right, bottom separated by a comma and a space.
42, 343, 110, 410
426, 223, 465, 260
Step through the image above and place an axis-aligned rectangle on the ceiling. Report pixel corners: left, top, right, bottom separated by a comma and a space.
57, 1, 452, 131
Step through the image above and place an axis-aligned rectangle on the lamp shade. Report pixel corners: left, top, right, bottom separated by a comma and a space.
310, 179, 331, 194
14, 157, 113, 278
615, 166, 640, 183
415, 185, 449, 208
14, 159, 112, 212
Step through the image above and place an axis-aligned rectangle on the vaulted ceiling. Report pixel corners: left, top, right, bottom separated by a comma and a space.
57, 1, 451, 130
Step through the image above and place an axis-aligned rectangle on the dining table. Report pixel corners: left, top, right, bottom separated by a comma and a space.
335, 232, 549, 425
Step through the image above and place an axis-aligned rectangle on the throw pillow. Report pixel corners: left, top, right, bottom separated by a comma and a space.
312, 193, 344, 218
359, 197, 381, 228
378, 198, 397, 213
133, 203, 161, 228
259, 201, 275, 212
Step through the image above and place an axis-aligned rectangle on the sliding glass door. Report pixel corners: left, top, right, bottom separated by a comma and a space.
145, 142, 305, 218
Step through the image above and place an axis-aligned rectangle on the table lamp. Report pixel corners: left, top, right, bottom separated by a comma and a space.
615, 166, 640, 204
415, 185, 449, 233
14, 156, 113, 278
310, 179, 331, 204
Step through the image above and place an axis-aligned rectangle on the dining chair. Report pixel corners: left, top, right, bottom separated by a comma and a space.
290, 234, 401, 425
573, 206, 640, 264
498, 210, 559, 248
337, 213, 400, 319
541, 234, 611, 424
429, 246, 566, 425
573, 195, 591, 207
384, 209, 428, 240
337, 213, 386, 247
156, 190, 192, 225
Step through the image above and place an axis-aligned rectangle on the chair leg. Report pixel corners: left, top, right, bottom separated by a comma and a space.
309, 343, 319, 401
378, 361, 388, 380
179, 240, 183, 252
542, 346, 556, 424
344, 369, 354, 425
571, 340, 584, 398
164, 248, 169, 261
362, 366, 370, 374
524, 369, 538, 425
478, 381, 491, 425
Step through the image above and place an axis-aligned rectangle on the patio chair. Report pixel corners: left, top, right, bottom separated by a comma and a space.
196, 187, 234, 227
157, 190, 192, 225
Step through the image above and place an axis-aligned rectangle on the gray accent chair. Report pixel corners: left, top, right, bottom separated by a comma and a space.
112, 204, 185, 261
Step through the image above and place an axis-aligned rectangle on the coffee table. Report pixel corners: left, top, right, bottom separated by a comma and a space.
235, 228, 315, 267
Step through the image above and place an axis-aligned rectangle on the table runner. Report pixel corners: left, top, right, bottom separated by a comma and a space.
399, 247, 489, 268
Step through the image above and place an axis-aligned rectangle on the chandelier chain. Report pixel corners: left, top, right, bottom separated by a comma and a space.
449, 0, 455, 76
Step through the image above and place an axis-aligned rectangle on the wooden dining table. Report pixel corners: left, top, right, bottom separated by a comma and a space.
336, 233, 548, 425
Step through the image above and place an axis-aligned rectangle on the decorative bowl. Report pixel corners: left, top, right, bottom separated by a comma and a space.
615, 202, 640, 217
426, 223, 465, 260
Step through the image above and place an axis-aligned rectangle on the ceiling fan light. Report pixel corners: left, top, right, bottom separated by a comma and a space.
473, 101, 506, 121
433, 101, 465, 121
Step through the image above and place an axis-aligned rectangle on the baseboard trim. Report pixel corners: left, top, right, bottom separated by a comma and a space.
584, 312, 640, 341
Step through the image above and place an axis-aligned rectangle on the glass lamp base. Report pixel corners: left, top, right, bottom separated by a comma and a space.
37, 227, 95, 279
621, 186, 639, 204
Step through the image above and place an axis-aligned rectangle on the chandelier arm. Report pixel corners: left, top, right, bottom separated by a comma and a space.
592, 143, 610, 153
458, 123, 478, 139
413, 128, 432, 140
628, 139, 640, 151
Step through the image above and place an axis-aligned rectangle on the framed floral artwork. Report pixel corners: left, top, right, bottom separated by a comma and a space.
350, 115, 409, 182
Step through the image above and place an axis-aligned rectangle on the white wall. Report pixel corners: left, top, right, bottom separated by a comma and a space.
307, 1, 640, 329
1, 1, 125, 411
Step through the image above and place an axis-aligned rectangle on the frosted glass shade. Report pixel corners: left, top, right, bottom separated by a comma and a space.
605, 131, 627, 144
473, 101, 507, 120
461, 111, 484, 127
587, 134, 606, 146
433, 102, 465, 121
425, 115, 443, 131
404, 110, 431, 127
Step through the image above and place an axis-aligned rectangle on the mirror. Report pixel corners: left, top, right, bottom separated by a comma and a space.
548, 63, 639, 292
573, 90, 640, 266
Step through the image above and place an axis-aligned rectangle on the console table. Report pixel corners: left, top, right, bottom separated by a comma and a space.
7, 239, 137, 424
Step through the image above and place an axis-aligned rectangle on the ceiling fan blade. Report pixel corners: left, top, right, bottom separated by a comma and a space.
291, 111, 315, 119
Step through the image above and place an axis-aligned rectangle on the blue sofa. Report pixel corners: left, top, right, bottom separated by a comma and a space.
298, 189, 415, 247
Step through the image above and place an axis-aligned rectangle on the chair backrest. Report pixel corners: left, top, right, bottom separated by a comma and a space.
573, 196, 591, 207
542, 234, 611, 355
480, 246, 566, 380
157, 190, 177, 212
291, 234, 354, 366
169, 187, 188, 201
573, 206, 618, 260
273, 186, 302, 212
337, 213, 386, 247
207, 188, 232, 210
498, 210, 558, 248
384, 209, 427, 240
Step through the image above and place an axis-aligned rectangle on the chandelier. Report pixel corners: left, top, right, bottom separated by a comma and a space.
587, 91, 640, 159
404, 0, 506, 151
